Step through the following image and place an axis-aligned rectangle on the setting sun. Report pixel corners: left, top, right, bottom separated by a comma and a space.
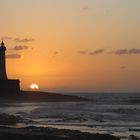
30, 84, 39, 90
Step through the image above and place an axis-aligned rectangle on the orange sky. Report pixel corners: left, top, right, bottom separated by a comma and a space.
0, 0, 140, 92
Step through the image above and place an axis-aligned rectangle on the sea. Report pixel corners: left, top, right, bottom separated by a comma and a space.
0, 93, 140, 140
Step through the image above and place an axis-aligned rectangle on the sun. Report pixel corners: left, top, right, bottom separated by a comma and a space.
30, 84, 39, 90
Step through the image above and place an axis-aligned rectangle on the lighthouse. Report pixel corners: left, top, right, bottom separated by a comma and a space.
0, 41, 20, 97
0, 41, 8, 79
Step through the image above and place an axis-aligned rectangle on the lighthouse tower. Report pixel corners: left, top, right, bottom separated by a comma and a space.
0, 41, 20, 97
0, 41, 8, 79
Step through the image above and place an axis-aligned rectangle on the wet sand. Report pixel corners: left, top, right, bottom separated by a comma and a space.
0, 113, 120, 140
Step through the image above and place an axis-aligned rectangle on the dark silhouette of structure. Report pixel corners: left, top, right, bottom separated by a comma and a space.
0, 41, 7, 79
0, 41, 88, 102
0, 41, 20, 97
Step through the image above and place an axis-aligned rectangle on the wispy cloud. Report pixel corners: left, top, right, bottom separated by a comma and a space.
129, 48, 140, 54
113, 48, 140, 55
113, 49, 128, 55
1, 36, 12, 40
54, 51, 59, 55
120, 66, 127, 69
89, 49, 105, 55
77, 50, 87, 55
11, 46, 29, 51
52, 51, 59, 57
82, 7, 89, 11
77, 49, 105, 56
1, 36, 35, 43
14, 38, 35, 43
6, 54, 21, 59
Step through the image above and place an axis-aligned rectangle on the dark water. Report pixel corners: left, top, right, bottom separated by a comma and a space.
0, 93, 140, 140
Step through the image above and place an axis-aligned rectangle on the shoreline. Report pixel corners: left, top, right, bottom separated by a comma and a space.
0, 113, 120, 140
0, 126, 120, 140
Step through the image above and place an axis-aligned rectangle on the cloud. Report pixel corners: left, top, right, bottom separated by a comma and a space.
6, 54, 21, 59
129, 48, 140, 54
11, 45, 29, 51
14, 38, 35, 43
52, 51, 59, 57
120, 66, 127, 69
77, 50, 87, 55
77, 49, 105, 56
1, 36, 12, 40
113, 49, 128, 55
82, 7, 89, 10
89, 49, 105, 55
113, 48, 140, 55
54, 51, 59, 55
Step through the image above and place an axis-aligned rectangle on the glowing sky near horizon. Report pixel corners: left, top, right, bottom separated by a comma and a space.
0, 0, 140, 92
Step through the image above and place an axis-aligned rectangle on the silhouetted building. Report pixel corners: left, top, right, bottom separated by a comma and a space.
0, 41, 7, 79
0, 41, 20, 97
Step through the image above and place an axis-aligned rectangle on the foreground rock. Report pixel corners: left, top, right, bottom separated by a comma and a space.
0, 126, 120, 140
0, 114, 22, 125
